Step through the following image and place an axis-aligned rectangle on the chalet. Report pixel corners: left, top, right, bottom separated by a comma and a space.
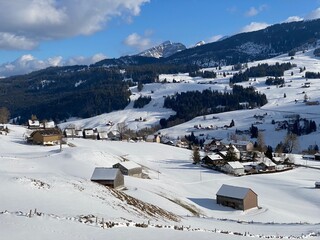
108, 130, 120, 141
75, 129, 83, 138
146, 134, 161, 143
258, 157, 276, 171
216, 184, 258, 211
113, 161, 142, 178
90, 168, 124, 189
64, 127, 76, 138
201, 154, 224, 168
29, 129, 62, 145
97, 131, 108, 140
221, 161, 245, 176
44, 121, 55, 129
28, 119, 40, 129
83, 128, 95, 139
203, 139, 222, 152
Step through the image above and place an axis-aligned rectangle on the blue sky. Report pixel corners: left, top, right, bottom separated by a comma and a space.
0, 0, 320, 77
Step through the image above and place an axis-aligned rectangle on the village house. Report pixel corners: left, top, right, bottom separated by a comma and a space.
43, 120, 55, 129
28, 119, 40, 129
314, 153, 320, 161
201, 154, 225, 169
113, 161, 142, 178
29, 128, 62, 145
83, 128, 96, 139
203, 139, 222, 152
222, 140, 254, 152
107, 130, 120, 141
97, 131, 108, 140
146, 134, 161, 143
90, 168, 124, 189
221, 161, 245, 176
216, 184, 258, 211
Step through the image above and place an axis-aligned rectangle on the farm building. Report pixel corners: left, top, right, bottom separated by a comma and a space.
90, 168, 124, 189
29, 129, 62, 145
83, 128, 96, 139
201, 154, 224, 168
28, 119, 40, 129
221, 161, 245, 176
216, 184, 258, 211
113, 161, 142, 178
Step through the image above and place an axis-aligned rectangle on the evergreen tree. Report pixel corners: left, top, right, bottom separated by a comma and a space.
224, 144, 238, 161
265, 145, 273, 159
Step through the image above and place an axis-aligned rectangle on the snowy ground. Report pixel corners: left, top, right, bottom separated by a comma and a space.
2, 48, 320, 239
1, 125, 320, 239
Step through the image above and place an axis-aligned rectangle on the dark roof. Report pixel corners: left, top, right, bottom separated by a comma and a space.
30, 128, 61, 137
216, 184, 256, 199
91, 168, 120, 181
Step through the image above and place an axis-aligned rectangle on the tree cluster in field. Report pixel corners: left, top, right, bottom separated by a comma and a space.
133, 96, 152, 108
265, 77, 285, 85
230, 62, 294, 84
305, 71, 320, 79
189, 70, 217, 78
163, 85, 267, 126
288, 117, 317, 136
314, 48, 320, 57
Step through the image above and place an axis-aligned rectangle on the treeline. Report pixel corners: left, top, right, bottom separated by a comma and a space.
125, 64, 199, 84
189, 70, 217, 78
265, 77, 285, 85
305, 71, 320, 79
133, 96, 152, 108
163, 85, 267, 124
230, 62, 294, 84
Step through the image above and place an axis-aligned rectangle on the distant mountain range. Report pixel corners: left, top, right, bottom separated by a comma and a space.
2, 19, 320, 122
138, 41, 186, 58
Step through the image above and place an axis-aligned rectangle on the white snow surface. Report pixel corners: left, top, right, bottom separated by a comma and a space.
2, 48, 320, 239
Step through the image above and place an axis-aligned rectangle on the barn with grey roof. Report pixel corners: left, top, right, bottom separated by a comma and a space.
91, 168, 124, 189
216, 184, 258, 211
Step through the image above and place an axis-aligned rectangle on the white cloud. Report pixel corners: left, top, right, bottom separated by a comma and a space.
207, 35, 223, 43
0, 53, 107, 77
0, 0, 149, 50
305, 8, 320, 20
245, 5, 267, 17
245, 7, 259, 17
123, 32, 152, 51
240, 22, 270, 33
284, 16, 304, 23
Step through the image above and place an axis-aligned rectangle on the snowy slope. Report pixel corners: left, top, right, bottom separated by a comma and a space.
138, 41, 186, 58
2, 48, 320, 239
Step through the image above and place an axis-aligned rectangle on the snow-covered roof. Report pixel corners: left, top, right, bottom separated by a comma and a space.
227, 161, 244, 169
114, 161, 141, 170
91, 168, 119, 181
216, 184, 255, 199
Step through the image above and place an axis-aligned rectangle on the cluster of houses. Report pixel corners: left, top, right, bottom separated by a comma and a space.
200, 139, 293, 176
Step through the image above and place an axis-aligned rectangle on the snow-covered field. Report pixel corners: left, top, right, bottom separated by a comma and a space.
2, 48, 320, 239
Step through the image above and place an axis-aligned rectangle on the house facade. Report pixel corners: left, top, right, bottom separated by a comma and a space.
216, 184, 258, 211
221, 161, 245, 176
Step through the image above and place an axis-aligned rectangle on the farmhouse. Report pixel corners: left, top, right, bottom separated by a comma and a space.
201, 154, 224, 168
221, 161, 245, 176
90, 168, 124, 189
113, 161, 142, 178
216, 184, 258, 211
29, 129, 62, 145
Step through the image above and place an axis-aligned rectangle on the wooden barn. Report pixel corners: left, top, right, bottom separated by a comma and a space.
90, 168, 124, 189
113, 161, 142, 178
216, 184, 258, 211
29, 128, 62, 145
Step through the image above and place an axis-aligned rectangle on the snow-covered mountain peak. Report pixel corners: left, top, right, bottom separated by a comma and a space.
138, 41, 186, 58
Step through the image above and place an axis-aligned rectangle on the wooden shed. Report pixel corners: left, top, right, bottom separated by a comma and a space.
91, 168, 124, 189
216, 184, 258, 211
113, 161, 142, 178
29, 128, 62, 145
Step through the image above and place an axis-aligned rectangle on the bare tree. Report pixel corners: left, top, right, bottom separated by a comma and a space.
192, 147, 201, 164
0, 107, 10, 124
256, 132, 266, 152
117, 121, 127, 140
284, 133, 299, 153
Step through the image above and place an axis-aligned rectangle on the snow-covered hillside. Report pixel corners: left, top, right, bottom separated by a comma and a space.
2, 48, 320, 239
62, 47, 320, 152
1, 124, 320, 239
